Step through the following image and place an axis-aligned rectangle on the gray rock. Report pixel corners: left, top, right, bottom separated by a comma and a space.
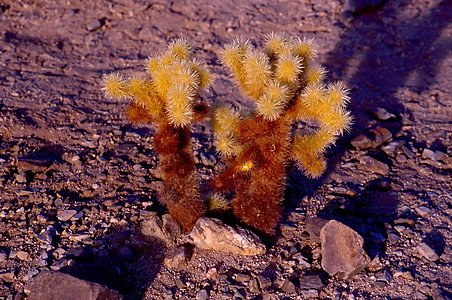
422, 148, 435, 160
86, 20, 102, 31
57, 210, 77, 222
182, 218, 266, 256
320, 220, 371, 279
359, 156, 390, 175
0, 269, 15, 282
37, 226, 56, 244
27, 271, 122, 300
161, 214, 181, 244
416, 242, 439, 261
415, 206, 431, 217
298, 275, 324, 290
257, 275, 272, 290
372, 107, 396, 120
0, 252, 7, 263
248, 278, 260, 293
300, 289, 319, 298
196, 289, 209, 300
281, 279, 297, 294
387, 232, 400, 245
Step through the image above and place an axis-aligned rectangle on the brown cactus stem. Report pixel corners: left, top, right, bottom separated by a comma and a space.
153, 119, 205, 233
213, 116, 291, 235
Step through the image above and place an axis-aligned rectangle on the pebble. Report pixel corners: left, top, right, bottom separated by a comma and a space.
196, 289, 209, 300
0, 252, 7, 263
298, 275, 324, 290
387, 232, 400, 244
372, 107, 396, 120
86, 19, 103, 31
57, 210, 77, 222
422, 148, 435, 160
257, 275, 272, 290
300, 289, 319, 298
416, 242, 439, 261
359, 156, 390, 175
415, 206, 431, 217
164, 245, 192, 269
16, 250, 30, 261
281, 279, 297, 294
0, 270, 15, 282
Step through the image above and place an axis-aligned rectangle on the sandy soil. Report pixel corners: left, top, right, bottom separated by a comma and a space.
1, 0, 451, 299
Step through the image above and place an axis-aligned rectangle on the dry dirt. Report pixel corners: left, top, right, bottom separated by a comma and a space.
1, 0, 451, 299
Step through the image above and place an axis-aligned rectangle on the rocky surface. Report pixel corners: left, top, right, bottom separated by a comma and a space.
0, 0, 451, 299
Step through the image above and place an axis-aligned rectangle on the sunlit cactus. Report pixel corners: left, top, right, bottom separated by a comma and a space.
211, 33, 352, 234
102, 39, 211, 232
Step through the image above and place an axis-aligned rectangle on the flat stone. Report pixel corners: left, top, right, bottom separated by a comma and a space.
433, 288, 452, 300
387, 232, 400, 244
37, 227, 56, 244
257, 275, 272, 290
281, 279, 297, 294
300, 289, 319, 298
320, 220, 371, 279
416, 242, 439, 261
27, 271, 122, 300
415, 206, 431, 217
57, 210, 77, 222
0, 269, 15, 282
372, 107, 396, 120
433, 151, 446, 161
182, 218, 266, 256
422, 148, 435, 160
0, 252, 7, 263
298, 275, 324, 290
350, 134, 372, 149
86, 19, 102, 31
359, 156, 390, 175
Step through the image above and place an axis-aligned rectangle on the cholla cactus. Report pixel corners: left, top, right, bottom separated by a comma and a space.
102, 39, 211, 232
211, 34, 352, 234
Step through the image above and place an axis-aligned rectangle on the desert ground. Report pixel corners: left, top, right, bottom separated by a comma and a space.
0, 0, 451, 299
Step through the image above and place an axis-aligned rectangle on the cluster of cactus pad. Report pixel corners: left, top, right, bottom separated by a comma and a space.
103, 34, 351, 235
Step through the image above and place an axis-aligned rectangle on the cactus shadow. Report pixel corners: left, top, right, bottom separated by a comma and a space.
59, 226, 166, 300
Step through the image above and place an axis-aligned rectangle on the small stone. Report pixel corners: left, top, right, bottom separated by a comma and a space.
369, 127, 392, 148
396, 154, 407, 163
86, 19, 102, 31
71, 211, 84, 221
401, 146, 416, 159
415, 206, 431, 217
375, 281, 386, 288
0, 252, 8, 263
298, 275, 324, 290
402, 285, 414, 295
141, 214, 174, 246
249, 278, 260, 293
0, 270, 15, 282
27, 271, 121, 300
281, 279, 297, 294
16, 250, 30, 261
416, 242, 439, 261
164, 245, 192, 269
422, 149, 436, 160
359, 156, 390, 175
320, 220, 371, 279
37, 227, 56, 244
196, 289, 209, 300
350, 134, 372, 150
300, 289, 319, 298
387, 232, 400, 244
293, 253, 311, 268
372, 107, 396, 120
394, 270, 414, 280
234, 273, 251, 283
206, 268, 218, 279
257, 275, 272, 290
182, 218, 266, 256
376, 269, 392, 284
57, 210, 77, 222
